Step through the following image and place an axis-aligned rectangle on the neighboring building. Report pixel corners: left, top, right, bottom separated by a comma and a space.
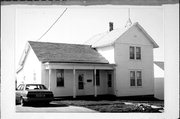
154, 61, 164, 100
17, 22, 159, 98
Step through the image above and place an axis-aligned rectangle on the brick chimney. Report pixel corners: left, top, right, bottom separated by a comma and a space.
109, 22, 113, 32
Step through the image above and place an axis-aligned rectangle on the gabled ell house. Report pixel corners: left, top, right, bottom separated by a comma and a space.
16, 22, 159, 98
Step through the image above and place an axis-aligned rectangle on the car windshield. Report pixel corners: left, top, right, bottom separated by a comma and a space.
25, 84, 47, 90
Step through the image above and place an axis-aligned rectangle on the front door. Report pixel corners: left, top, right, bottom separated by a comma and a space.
84, 71, 94, 95
76, 70, 94, 96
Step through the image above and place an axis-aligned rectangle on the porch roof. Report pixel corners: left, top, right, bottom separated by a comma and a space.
44, 62, 116, 70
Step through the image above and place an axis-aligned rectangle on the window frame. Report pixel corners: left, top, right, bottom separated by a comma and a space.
129, 46, 135, 59
130, 71, 136, 86
96, 70, 100, 86
130, 70, 142, 87
93, 70, 100, 86
107, 73, 112, 87
129, 46, 141, 60
136, 71, 142, 86
56, 69, 64, 87
17, 84, 24, 91
136, 47, 141, 60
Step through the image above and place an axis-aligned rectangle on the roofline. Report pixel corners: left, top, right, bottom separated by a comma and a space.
44, 62, 116, 66
92, 43, 114, 48
91, 22, 159, 48
19, 43, 31, 64
16, 42, 31, 73
135, 22, 159, 48
16, 65, 23, 73
154, 61, 164, 70
28, 41, 91, 47
44, 61, 109, 64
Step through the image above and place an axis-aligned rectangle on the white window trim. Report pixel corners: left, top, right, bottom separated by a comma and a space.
56, 69, 65, 88
129, 46, 142, 60
129, 69, 143, 88
107, 73, 112, 88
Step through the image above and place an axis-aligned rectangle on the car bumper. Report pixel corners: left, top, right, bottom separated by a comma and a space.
23, 97, 54, 102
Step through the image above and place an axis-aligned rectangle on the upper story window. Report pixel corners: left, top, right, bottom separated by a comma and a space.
136, 47, 141, 60
129, 46, 141, 60
130, 46, 135, 59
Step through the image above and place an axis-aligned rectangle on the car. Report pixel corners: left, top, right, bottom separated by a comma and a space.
16, 84, 54, 106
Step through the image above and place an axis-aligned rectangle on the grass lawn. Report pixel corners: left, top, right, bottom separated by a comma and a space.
55, 95, 164, 113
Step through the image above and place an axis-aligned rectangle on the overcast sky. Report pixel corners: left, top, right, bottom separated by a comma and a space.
15, 5, 164, 67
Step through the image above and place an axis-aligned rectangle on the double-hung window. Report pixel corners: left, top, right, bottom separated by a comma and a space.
130, 71, 136, 86
130, 46, 135, 59
136, 71, 142, 86
136, 47, 141, 60
129, 46, 141, 60
130, 70, 142, 87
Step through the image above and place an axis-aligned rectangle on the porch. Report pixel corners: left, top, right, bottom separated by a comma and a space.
43, 63, 116, 98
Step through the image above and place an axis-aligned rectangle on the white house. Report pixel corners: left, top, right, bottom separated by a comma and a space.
16, 22, 159, 98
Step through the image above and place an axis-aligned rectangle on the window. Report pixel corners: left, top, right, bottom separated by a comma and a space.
56, 69, 64, 87
17, 85, 21, 90
136, 47, 141, 60
129, 46, 141, 60
96, 70, 100, 86
17, 84, 24, 90
93, 70, 100, 86
130, 70, 142, 87
25, 84, 47, 90
136, 71, 142, 86
78, 74, 84, 89
108, 74, 112, 87
130, 46, 135, 59
130, 71, 135, 86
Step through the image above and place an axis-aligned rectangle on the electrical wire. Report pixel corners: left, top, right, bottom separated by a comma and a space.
37, 8, 68, 41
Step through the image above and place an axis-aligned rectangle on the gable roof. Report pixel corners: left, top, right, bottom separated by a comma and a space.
28, 41, 109, 64
154, 61, 164, 78
154, 61, 164, 70
85, 22, 159, 48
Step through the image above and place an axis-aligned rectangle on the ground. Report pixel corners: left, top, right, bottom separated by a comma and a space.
16, 95, 164, 113
16, 102, 97, 113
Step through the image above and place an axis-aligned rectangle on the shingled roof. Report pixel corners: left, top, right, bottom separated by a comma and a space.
28, 41, 109, 64
85, 22, 159, 48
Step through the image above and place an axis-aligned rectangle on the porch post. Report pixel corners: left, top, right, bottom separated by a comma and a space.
73, 67, 76, 98
49, 69, 52, 91
113, 68, 117, 96
94, 69, 97, 97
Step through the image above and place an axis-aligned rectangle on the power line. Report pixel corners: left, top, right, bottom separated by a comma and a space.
37, 8, 68, 41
